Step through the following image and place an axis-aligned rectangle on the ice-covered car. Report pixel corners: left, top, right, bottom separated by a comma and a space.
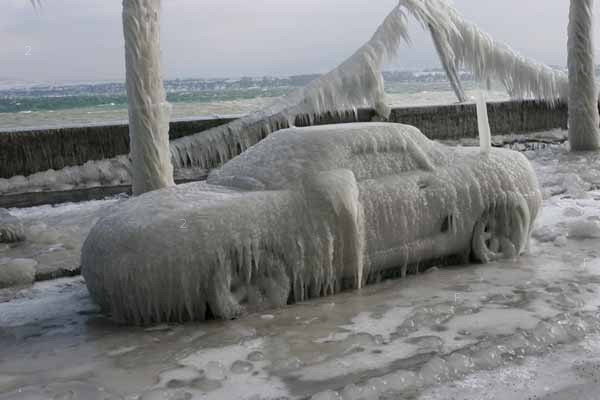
82, 123, 542, 324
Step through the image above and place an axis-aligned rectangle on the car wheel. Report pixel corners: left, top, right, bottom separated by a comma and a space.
471, 192, 531, 263
230, 250, 291, 312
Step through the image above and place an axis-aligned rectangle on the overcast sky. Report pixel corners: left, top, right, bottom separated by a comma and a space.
0, 0, 593, 83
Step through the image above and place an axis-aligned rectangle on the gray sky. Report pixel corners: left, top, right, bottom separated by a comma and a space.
0, 0, 589, 83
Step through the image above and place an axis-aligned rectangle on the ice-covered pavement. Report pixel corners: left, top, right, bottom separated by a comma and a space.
2, 133, 600, 399
0, 197, 122, 289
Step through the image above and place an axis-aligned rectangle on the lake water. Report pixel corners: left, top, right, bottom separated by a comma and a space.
0, 79, 508, 131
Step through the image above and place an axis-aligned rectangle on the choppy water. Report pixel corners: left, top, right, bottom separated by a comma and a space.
0, 79, 508, 131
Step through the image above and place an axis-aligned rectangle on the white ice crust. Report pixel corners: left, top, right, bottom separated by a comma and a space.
82, 123, 542, 324
0, 156, 132, 195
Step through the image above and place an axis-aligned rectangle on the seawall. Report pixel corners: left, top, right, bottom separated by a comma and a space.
0, 100, 567, 179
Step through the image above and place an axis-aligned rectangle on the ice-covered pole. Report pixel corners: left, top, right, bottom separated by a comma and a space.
568, 0, 600, 151
476, 91, 491, 154
123, 0, 175, 195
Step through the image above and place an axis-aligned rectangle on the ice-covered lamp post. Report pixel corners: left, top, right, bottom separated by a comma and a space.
568, 0, 600, 151
122, 0, 175, 195
32, 0, 174, 194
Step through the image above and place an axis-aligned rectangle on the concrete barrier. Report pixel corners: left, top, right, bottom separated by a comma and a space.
0, 117, 236, 179
0, 100, 567, 179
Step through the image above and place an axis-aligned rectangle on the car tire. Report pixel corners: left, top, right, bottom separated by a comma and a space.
471, 192, 531, 263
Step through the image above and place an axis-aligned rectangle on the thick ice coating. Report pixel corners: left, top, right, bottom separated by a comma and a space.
81, 123, 542, 324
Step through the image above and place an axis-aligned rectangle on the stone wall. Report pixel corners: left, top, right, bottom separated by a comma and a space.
0, 100, 568, 179
0, 117, 236, 179
387, 100, 568, 140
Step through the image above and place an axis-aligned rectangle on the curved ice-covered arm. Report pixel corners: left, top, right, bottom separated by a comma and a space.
429, 24, 467, 103
170, 3, 411, 170
401, 0, 569, 104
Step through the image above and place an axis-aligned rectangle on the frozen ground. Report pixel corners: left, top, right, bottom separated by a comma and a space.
1, 131, 600, 399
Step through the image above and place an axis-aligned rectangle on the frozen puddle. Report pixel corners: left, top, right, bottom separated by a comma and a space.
2, 139, 600, 399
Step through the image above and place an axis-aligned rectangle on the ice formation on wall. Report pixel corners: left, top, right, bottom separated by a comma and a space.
82, 123, 542, 324
123, 0, 175, 195
567, 0, 600, 151
0, 156, 132, 195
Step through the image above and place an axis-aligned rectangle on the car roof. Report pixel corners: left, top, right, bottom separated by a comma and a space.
207, 122, 444, 190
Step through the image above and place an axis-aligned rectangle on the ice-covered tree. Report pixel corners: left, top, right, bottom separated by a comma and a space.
568, 0, 600, 151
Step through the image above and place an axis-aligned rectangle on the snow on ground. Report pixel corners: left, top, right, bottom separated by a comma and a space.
1, 130, 600, 399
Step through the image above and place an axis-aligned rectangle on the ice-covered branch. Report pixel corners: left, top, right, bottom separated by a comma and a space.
429, 24, 467, 103
170, 4, 410, 170
400, 0, 569, 103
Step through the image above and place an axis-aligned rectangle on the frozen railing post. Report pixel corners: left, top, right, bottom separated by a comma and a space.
476, 91, 491, 154
567, 0, 600, 151
123, 0, 175, 195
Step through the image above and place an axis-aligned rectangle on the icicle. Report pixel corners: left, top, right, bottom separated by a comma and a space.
476, 91, 492, 154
